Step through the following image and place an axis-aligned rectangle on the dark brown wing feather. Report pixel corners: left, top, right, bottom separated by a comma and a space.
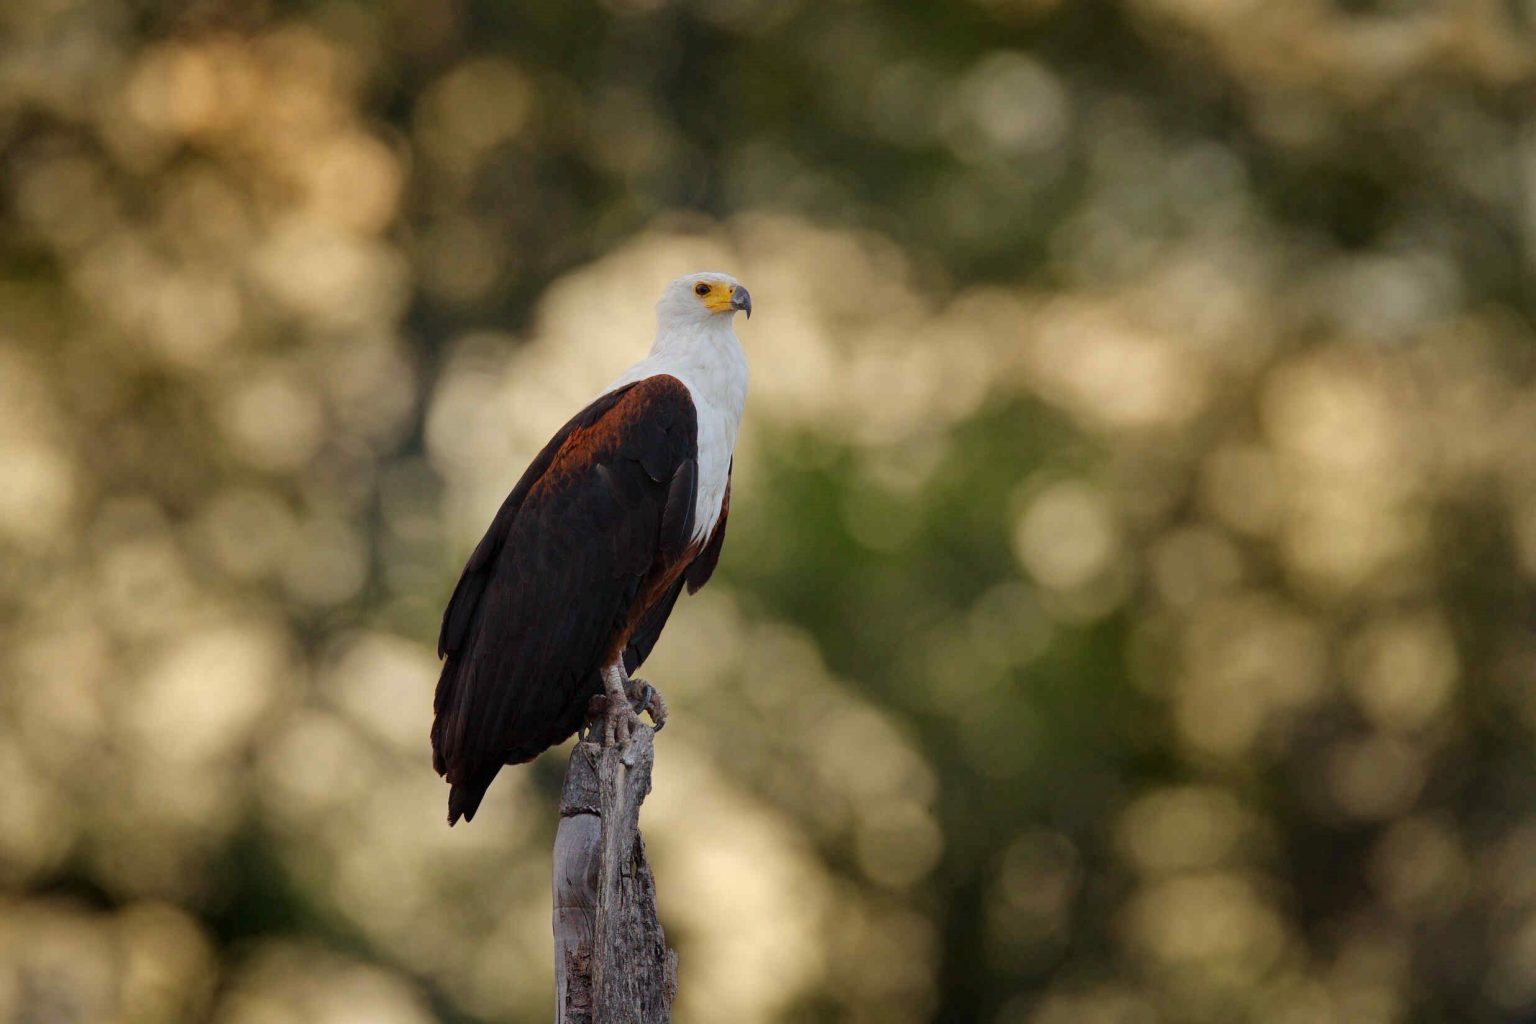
432, 374, 699, 824
436, 388, 633, 661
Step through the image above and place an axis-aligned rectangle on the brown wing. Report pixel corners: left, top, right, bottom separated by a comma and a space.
432, 374, 698, 824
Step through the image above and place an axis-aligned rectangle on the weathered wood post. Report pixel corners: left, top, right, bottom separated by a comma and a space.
552, 724, 677, 1023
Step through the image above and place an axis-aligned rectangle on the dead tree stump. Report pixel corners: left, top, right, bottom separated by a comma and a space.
552, 725, 677, 1023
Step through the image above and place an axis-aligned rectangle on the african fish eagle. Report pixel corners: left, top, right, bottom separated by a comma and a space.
431, 272, 751, 824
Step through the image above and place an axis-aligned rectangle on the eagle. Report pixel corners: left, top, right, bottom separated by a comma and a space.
431, 272, 751, 824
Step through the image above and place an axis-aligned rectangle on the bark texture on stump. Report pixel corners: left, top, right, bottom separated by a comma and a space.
553, 725, 676, 1024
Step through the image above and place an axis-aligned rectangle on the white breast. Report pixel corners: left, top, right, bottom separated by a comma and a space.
602, 321, 748, 543
682, 373, 743, 541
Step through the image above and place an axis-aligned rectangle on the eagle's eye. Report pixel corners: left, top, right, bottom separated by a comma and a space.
694, 283, 710, 296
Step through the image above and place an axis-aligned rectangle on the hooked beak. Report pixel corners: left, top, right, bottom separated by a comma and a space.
730, 284, 752, 319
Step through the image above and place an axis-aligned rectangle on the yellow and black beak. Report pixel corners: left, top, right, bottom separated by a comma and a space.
731, 284, 752, 319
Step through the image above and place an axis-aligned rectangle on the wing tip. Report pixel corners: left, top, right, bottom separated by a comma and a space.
448, 782, 487, 826
445, 776, 491, 822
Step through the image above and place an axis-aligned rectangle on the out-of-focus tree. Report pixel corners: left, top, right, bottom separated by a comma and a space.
3, 1, 1536, 1022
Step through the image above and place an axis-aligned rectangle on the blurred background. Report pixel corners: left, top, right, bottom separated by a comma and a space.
4, 0, 1536, 1022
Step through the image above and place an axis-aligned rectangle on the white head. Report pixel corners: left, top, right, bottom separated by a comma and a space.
656, 271, 753, 328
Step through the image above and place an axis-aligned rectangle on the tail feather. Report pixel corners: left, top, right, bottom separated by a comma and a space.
448, 773, 495, 826
435, 652, 489, 825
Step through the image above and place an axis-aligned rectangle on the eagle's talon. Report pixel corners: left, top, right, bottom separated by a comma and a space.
646, 689, 668, 732
628, 678, 669, 732
630, 681, 653, 716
